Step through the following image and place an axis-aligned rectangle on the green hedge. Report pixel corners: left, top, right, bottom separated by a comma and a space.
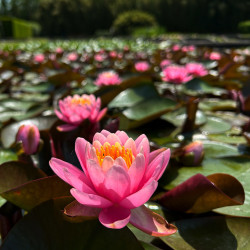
112, 10, 157, 35
238, 20, 250, 33
0, 16, 40, 39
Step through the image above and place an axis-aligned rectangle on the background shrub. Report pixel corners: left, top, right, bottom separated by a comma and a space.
238, 20, 250, 33
112, 10, 157, 35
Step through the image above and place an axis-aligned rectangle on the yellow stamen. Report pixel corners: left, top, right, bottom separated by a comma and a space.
71, 97, 91, 106
95, 142, 134, 168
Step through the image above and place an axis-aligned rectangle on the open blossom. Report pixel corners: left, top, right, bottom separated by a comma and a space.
160, 59, 172, 69
135, 61, 150, 72
67, 52, 78, 61
49, 130, 176, 235
16, 124, 40, 155
34, 53, 45, 63
205, 51, 221, 61
162, 65, 192, 84
94, 71, 122, 86
55, 94, 107, 131
185, 62, 208, 77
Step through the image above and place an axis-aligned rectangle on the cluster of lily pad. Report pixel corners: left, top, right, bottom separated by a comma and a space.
0, 38, 250, 249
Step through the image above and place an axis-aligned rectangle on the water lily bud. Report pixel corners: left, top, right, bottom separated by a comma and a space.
16, 124, 40, 155
178, 141, 204, 166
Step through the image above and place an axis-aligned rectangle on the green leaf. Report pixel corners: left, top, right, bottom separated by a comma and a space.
200, 116, 231, 134
161, 108, 206, 127
0, 149, 18, 164
1, 198, 143, 250
123, 97, 176, 121
108, 84, 158, 109
161, 217, 250, 250
199, 99, 237, 111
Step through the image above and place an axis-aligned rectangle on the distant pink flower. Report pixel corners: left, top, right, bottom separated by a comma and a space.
109, 51, 117, 58
185, 62, 208, 77
55, 94, 107, 131
160, 59, 171, 69
16, 124, 40, 155
49, 130, 176, 235
94, 53, 105, 62
94, 71, 122, 86
34, 54, 45, 63
55, 47, 63, 54
182, 45, 195, 52
162, 65, 193, 84
135, 61, 150, 72
208, 52, 221, 60
172, 44, 181, 51
67, 52, 78, 61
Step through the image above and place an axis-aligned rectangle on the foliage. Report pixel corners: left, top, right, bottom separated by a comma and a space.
238, 20, 250, 33
0, 38, 250, 248
132, 26, 166, 38
111, 10, 157, 35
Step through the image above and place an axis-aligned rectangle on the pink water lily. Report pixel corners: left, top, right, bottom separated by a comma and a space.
162, 65, 193, 84
134, 61, 150, 72
55, 94, 107, 131
185, 62, 208, 77
49, 130, 176, 235
16, 124, 40, 155
94, 71, 122, 86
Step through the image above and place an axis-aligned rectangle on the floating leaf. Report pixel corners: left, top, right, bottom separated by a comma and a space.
159, 173, 244, 213
0, 149, 18, 164
1, 198, 143, 250
200, 116, 231, 134
1, 176, 71, 211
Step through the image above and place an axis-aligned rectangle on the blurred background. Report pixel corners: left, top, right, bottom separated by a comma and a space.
0, 0, 250, 39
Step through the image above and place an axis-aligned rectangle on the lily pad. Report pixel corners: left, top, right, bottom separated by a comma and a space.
200, 116, 231, 134
0, 149, 18, 164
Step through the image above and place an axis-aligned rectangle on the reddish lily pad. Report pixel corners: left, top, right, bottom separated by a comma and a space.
159, 173, 244, 213
1, 176, 71, 211
0, 161, 46, 193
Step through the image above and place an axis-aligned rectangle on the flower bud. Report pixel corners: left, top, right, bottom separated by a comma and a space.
176, 141, 204, 166
16, 124, 40, 155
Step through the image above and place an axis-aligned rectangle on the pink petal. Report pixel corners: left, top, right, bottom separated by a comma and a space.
135, 136, 150, 164
96, 107, 107, 121
144, 149, 170, 182
130, 205, 177, 236
135, 134, 147, 148
49, 158, 94, 192
75, 137, 90, 173
119, 180, 157, 209
102, 156, 114, 172
128, 153, 145, 192
115, 131, 129, 144
99, 205, 131, 229
106, 133, 122, 145
100, 129, 111, 137
93, 132, 107, 144
57, 124, 78, 132
124, 138, 136, 156
64, 200, 101, 218
149, 148, 165, 164
71, 188, 113, 208
54, 109, 65, 121
114, 157, 128, 170
103, 165, 131, 203
86, 159, 105, 192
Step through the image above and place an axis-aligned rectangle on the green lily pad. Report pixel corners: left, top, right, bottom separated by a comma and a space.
0, 149, 18, 164
0, 99, 37, 111
161, 108, 207, 127
200, 116, 231, 134
199, 99, 237, 111
123, 97, 176, 121
183, 78, 227, 96
109, 84, 158, 109
161, 216, 250, 250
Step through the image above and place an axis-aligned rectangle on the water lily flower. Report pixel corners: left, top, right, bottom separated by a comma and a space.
34, 53, 45, 63
162, 65, 193, 84
205, 51, 221, 61
160, 59, 172, 69
135, 61, 150, 72
185, 62, 208, 77
55, 94, 107, 131
49, 130, 176, 235
16, 124, 40, 155
55, 47, 63, 54
67, 52, 78, 61
94, 71, 122, 86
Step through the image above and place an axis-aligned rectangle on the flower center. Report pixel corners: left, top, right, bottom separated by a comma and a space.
71, 97, 91, 106
96, 142, 134, 168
